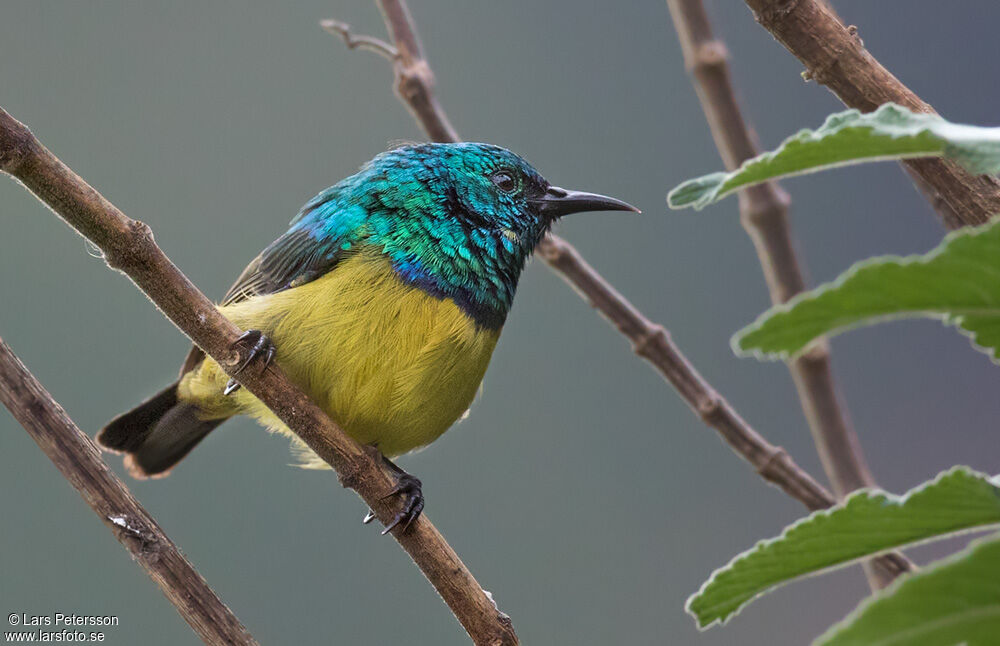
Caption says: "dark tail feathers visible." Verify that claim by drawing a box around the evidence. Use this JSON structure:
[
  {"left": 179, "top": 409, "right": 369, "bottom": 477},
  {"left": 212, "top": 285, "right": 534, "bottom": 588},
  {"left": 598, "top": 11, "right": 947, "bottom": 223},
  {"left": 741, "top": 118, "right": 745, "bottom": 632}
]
[{"left": 97, "top": 383, "right": 224, "bottom": 478}]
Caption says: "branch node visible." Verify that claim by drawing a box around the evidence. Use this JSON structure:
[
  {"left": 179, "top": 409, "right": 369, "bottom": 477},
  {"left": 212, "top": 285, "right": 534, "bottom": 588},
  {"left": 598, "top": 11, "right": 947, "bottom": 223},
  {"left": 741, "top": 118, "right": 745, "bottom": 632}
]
[
  {"left": 106, "top": 219, "right": 156, "bottom": 270},
  {"left": 756, "top": 446, "right": 789, "bottom": 481},
  {"left": 692, "top": 40, "right": 728, "bottom": 73},
  {"left": 396, "top": 59, "right": 437, "bottom": 99},
  {"left": 801, "top": 39, "right": 849, "bottom": 86},
  {"left": 632, "top": 325, "right": 670, "bottom": 359},
  {"left": 739, "top": 183, "right": 792, "bottom": 228},
  {"left": 846, "top": 24, "right": 864, "bottom": 47},
  {"left": 696, "top": 395, "right": 725, "bottom": 425}
]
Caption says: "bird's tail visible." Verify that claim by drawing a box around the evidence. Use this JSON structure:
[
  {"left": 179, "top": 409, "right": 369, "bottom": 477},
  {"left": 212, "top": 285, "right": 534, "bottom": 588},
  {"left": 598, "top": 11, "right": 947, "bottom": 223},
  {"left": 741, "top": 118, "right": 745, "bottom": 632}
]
[{"left": 97, "top": 382, "right": 224, "bottom": 478}]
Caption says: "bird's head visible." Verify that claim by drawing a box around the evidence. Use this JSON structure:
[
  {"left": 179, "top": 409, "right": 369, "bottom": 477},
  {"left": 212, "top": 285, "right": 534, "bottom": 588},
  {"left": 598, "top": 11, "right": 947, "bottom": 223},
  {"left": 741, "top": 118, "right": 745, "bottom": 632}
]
[
  {"left": 388, "top": 142, "right": 636, "bottom": 242},
  {"left": 303, "top": 142, "right": 637, "bottom": 328}
]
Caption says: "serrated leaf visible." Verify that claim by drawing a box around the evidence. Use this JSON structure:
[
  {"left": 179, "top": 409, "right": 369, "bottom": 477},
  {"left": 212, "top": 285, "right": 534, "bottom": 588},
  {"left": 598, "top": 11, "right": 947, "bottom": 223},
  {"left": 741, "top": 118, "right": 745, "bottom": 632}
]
[
  {"left": 667, "top": 103, "right": 1000, "bottom": 209},
  {"left": 687, "top": 467, "right": 1000, "bottom": 629},
  {"left": 732, "top": 218, "right": 1000, "bottom": 362},
  {"left": 816, "top": 534, "right": 1000, "bottom": 646}
]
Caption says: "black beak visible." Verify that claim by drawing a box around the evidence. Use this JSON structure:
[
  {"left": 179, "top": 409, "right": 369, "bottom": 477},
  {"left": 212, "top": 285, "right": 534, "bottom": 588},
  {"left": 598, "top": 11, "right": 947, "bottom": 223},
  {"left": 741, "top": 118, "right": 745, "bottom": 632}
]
[{"left": 531, "top": 186, "right": 639, "bottom": 218}]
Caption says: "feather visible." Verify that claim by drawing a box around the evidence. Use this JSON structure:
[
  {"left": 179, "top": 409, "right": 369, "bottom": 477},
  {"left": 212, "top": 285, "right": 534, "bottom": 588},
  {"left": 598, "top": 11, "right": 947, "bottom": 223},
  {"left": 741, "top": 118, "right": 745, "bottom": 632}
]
[
  {"left": 222, "top": 227, "right": 347, "bottom": 306},
  {"left": 177, "top": 247, "right": 500, "bottom": 463}
]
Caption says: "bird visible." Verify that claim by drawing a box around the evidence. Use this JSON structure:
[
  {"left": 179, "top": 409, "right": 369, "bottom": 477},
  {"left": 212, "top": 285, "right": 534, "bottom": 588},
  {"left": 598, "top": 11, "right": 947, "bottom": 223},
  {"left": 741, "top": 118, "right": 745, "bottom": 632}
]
[{"left": 97, "top": 142, "right": 637, "bottom": 532}]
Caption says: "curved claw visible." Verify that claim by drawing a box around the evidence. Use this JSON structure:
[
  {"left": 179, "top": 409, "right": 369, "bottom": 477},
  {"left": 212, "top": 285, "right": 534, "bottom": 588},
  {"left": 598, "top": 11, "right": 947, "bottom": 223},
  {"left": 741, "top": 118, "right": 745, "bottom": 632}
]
[
  {"left": 262, "top": 343, "right": 276, "bottom": 370},
  {"left": 231, "top": 329, "right": 276, "bottom": 376},
  {"left": 223, "top": 330, "right": 275, "bottom": 396},
  {"left": 223, "top": 378, "right": 241, "bottom": 396},
  {"left": 378, "top": 473, "right": 424, "bottom": 535}
]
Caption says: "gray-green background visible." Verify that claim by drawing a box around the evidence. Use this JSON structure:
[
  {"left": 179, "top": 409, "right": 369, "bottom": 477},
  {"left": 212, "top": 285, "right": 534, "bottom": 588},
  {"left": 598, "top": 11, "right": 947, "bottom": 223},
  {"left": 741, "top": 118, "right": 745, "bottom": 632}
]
[{"left": 2, "top": 2, "right": 998, "bottom": 644}]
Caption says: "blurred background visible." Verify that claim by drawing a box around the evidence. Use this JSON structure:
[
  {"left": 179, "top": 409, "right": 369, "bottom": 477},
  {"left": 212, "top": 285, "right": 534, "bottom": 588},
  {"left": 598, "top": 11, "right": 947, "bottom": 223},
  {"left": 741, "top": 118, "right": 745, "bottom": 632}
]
[{"left": 2, "top": 2, "right": 998, "bottom": 644}]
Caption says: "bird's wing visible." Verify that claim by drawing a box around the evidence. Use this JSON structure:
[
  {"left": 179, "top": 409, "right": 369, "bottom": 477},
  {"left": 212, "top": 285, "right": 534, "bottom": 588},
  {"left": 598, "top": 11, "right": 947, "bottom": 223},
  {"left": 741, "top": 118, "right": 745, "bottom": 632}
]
[
  {"left": 220, "top": 227, "right": 348, "bottom": 306},
  {"left": 179, "top": 198, "right": 358, "bottom": 375}
]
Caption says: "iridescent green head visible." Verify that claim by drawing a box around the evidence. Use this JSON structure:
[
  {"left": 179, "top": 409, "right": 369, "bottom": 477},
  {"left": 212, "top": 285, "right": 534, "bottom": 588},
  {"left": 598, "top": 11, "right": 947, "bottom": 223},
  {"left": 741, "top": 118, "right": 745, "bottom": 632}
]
[{"left": 291, "top": 143, "right": 637, "bottom": 328}]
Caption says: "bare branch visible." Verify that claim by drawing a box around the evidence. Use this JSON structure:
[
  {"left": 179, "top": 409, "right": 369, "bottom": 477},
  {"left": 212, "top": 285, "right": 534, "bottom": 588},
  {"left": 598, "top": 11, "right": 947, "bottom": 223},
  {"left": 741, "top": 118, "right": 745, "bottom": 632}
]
[
  {"left": 0, "top": 107, "right": 517, "bottom": 646},
  {"left": 374, "top": 0, "right": 460, "bottom": 142},
  {"left": 0, "top": 336, "right": 259, "bottom": 646},
  {"left": 666, "top": 0, "right": 911, "bottom": 590},
  {"left": 743, "top": 0, "right": 1000, "bottom": 230},
  {"left": 537, "top": 238, "right": 914, "bottom": 583},
  {"left": 326, "top": 0, "right": 912, "bottom": 583},
  {"left": 536, "top": 236, "right": 830, "bottom": 510}
]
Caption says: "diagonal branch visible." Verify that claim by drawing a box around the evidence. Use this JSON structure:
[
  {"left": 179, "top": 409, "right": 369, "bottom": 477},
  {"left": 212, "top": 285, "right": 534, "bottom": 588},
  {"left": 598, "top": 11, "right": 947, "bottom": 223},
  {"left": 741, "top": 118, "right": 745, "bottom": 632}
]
[
  {"left": 743, "top": 0, "right": 1000, "bottom": 230},
  {"left": 326, "top": 0, "right": 912, "bottom": 582},
  {"left": 0, "top": 108, "right": 517, "bottom": 646},
  {"left": 0, "top": 336, "right": 258, "bottom": 646},
  {"left": 666, "top": 0, "right": 908, "bottom": 590}
]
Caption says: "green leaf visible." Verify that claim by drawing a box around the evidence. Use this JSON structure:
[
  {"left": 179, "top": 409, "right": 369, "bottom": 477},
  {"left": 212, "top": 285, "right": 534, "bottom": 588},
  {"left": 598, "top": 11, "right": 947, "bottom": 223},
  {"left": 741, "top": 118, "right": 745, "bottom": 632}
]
[
  {"left": 667, "top": 103, "right": 1000, "bottom": 209},
  {"left": 816, "top": 534, "right": 1000, "bottom": 646},
  {"left": 687, "top": 467, "right": 1000, "bottom": 629},
  {"left": 732, "top": 218, "right": 1000, "bottom": 362}
]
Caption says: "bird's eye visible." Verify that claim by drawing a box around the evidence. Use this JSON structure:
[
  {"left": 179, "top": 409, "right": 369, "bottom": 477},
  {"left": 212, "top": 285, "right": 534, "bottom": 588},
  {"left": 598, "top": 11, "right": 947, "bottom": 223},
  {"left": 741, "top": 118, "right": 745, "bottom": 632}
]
[{"left": 490, "top": 170, "right": 518, "bottom": 193}]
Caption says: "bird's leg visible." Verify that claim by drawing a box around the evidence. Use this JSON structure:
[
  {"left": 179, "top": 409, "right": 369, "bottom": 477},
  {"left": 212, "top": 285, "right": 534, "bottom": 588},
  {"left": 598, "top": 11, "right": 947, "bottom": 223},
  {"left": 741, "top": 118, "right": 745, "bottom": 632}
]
[
  {"left": 362, "top": 455, "right": 425, "bottom": 535},
  {"left": 223, "top": 330, "right": 277, "bottom": 396}
]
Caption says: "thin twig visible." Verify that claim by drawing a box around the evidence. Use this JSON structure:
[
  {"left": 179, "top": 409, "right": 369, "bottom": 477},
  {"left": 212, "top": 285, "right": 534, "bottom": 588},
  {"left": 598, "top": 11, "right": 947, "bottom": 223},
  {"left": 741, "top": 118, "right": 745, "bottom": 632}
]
[
  {"left": 0, "top": 108, "right": 517, "bottom": 646},
  {"left": 743, "top": 0, "right": 1000, "bottom": 230},
  {"left": 321, "top": 20, "right": 398, "bottom": 60},
  {"left": 666, "top": 0, "right": 910, "bottom": 590},
  {"left": 538, "top": 238, "right": 912, "bottom": 583},
  {"left": 326, "top": 1, "right": 912, "bottom": 582},
  {"left": 0, "top": 336, "right": 258, "bottom": 646}
]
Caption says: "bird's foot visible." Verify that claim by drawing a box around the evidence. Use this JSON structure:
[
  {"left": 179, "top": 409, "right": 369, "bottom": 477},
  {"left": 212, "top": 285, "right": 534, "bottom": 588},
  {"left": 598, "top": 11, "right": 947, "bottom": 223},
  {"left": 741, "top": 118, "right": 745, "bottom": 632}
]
[
  {"left": 362, "top": 456, "right": 424, "bottom": 535},
  {"left": 379, "top": 473, "right": 424, "bottom": 535},
  {"left": 223, "top": 329, "right": 276, "bottom": 396},
  {"left": 232, "top": 329, "right": 277, "bottom": 373}
]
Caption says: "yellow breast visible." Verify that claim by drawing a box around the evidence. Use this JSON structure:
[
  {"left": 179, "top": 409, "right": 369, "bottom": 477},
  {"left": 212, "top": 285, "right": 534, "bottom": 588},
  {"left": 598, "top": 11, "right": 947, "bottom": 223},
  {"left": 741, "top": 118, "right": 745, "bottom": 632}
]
[{"left": 178, "top": 247, "right": 501, "bottom": 461}]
